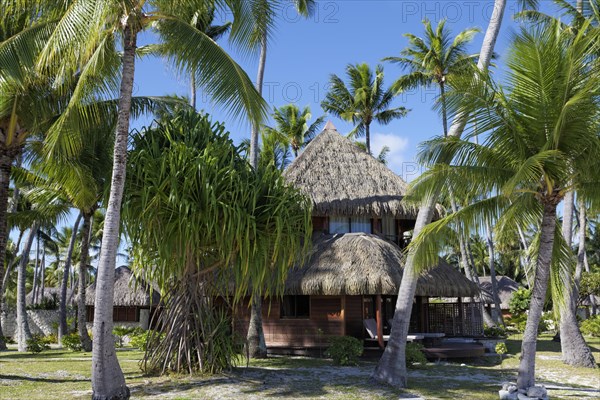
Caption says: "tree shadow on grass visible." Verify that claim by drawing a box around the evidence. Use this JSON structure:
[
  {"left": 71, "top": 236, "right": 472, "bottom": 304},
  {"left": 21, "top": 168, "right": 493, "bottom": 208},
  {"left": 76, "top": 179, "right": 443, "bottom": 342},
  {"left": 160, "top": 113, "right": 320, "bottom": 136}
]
[{"left": 0, "top": 374, "right": 88, "bottom": 384}]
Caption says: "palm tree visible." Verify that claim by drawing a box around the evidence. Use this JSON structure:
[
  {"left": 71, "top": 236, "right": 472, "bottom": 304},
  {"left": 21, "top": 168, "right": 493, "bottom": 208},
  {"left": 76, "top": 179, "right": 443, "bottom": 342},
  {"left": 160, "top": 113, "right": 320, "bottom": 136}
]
[
  {"left": 246, "top": 0, "right": 317, "bottom": 359},
  {"left": 519, "top": 0, "right": 598, "bottom": 369},
  {"left": 408, "top": 20, "right": 600, "bottom": 390},
  {"left": 321, "top": 63, "right": 407, "bottom": 154},
  {"left": 42, "top": 2, "right": 266, "bottom": 396},
  {"left": 373, "top": 0, "right": 518, "bottom": 387},
  {"left": 384, "top": 19, "right": 479, "bottom": 136},
  {"left": 263, "top": 104, "right": 325, "bottom": 157},
  {"left": 186, "top": 5, "right": 232, "bottom": 108}
]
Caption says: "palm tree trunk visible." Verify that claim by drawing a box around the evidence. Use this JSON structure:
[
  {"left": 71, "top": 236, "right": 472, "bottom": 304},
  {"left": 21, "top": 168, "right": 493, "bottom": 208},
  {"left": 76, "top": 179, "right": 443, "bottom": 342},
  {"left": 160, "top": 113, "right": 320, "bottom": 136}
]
[
  {"left": 440, "top": 81, "right": 448, "bottom": 137},
  {"left": 447, "top": 0, "right": 506, "bottom": 138},
  {"left": 560, "top": 195, "right": 596, "bottom": 368},
  {"left": 59, "top": 212, "right": 82, "bottom": 345},
  {"left": 32, "top": 232, "right": 40, "bottom": 304},
  {"left": 365, "top": 122, "right": 371, "bottom": 155},
  {"left": 2, "top": 229, "right": 23, "bottom": 305},
  {"left": 90, "top": 22, "right": 136, "bottom": 400},
  {"left": 249, "top": 33, "right": 267, "bottom": 169},
  {"left": 372, "top": 194, "right": 438, "bottom": 388},
  {"left": 485, "top": 220, "right": 504, "bottom": 326},
  {"left": 78, "top": 211, "right": 93, "bottom": 351},
  {"left": 17, "top": 222, "right": 38, "bottom": 351},
  {"left": 517, "top": 225, "right": 533, "bottom": 288},
  {"left": 190, "top": 73, "right": 196, "bottom": 109},
  {"left": 0, "top": 153, "right": 14, "bottom": 351},
  {"left": 374, "top": 1, "right": 507, "bottom": 385},
  {"left": 517, "top": 199, "right": 558, "bottom": 390},
  {"left": 40, "top": 248, "right": 45, "bottom": 303},
  {"left": 246, "top": 31, "right": 268, "bottom": 359}
]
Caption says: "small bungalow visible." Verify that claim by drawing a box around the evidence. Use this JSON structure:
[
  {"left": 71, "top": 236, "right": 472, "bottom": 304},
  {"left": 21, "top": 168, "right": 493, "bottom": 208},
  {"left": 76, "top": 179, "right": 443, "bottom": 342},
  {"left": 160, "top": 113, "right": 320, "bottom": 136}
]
[
  {"left": 480, "top": 276, "right": 519, "bottom": 317},
  {"left": 26, "top": 287, "right": 73, "bottom": 308},
  {"left": 235, "top": 123, "right": 484, "bottom": 352},
  {"left": 85, "top": 266, "right": 160, "bottom": 329}
]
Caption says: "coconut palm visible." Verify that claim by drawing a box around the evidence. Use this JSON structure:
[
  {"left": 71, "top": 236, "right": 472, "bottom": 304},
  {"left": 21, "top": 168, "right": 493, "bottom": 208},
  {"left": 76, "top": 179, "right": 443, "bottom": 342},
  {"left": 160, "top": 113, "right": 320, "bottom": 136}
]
[
  {"left": 373, "top": 0, "right": 522, "bottom": 387},
  {"left": 384, "top": 19, "right": 479, "bottom": 136},
  {"left": 321, "top": 63, "right": 407, "bottom": 155},
  {"left": 407, "top": 20, "right": 600, "bottom": 389},
  {"left": 263, "top": 104, "right": 325, "bottom": 157},
  {"left": 41, "top": 1, "right": 267, "bottom": 396}
]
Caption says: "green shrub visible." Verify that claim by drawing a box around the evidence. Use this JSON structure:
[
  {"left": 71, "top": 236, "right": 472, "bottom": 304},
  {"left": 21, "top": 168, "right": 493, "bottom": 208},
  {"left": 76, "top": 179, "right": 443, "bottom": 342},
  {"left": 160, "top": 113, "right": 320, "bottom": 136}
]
[
  {"left": 484, "top": 325, "right": 507, "bottom": 338},
  {"left": 325, "top": 336, "right": 363, "bottom": 366},
  {"left": 129, "top": 330, "right": 151, "bottom": 351},
  {"left": 1, "top": 336, "right": 16, "bottom": 344},
  {"left": 62, "top": 333, "right": 83, "bottom": 351},
  {"left": 113, "top": 326, "right": 144, "bottom": 347},
  {"left": 26, "top": 334, "right": 50, "bottom": 353},
  {"left": 41, "top": 333, "right": 57, "bottom": 344},
  {"left": 509, "top": 288, "right": 531, "bottom": 315},
  {"left": 580, "top": 316, "right": 600, "bottom": 337},
  {"left": 506, "top": 313, "right": 550, "bottom": 334},
  {"left": 495, "top": 342, "right": 508, "bottom": 355},
  {"left": 405, "top": 342, "right": 427, "bottom": 368}
]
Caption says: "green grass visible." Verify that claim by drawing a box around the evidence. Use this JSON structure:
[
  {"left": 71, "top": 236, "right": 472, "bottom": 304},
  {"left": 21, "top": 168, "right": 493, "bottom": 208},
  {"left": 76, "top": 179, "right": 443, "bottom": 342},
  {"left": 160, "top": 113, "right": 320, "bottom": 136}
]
[{"left": 0, "top": 335, "right": 599, "bottom": 399}]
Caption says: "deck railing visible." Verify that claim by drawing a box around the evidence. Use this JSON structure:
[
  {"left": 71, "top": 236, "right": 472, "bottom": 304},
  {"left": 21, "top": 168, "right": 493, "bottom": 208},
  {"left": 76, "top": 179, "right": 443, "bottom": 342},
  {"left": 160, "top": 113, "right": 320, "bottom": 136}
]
[{"left": 425, "top": 302, "right": 484, "bottom": 337}]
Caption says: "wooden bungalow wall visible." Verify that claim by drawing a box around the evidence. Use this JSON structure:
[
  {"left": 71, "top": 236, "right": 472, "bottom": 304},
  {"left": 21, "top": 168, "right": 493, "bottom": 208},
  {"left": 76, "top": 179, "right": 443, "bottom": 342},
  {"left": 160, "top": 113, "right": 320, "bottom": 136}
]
[{"left": 236, "top": 296, "right": 365, "bottom": 347}]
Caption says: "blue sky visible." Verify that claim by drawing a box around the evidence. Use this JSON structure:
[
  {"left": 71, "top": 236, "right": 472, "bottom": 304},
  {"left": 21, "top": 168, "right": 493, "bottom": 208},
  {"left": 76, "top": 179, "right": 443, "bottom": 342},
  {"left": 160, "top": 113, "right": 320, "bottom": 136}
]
[{"left": 132, "top": 0, "right": 559, "bottom": 181}]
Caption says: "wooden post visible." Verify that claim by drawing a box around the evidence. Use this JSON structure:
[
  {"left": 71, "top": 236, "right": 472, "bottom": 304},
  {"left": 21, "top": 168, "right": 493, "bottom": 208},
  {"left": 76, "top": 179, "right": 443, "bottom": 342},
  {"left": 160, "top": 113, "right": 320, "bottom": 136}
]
[
  {"left": 341, "top": 295, "right": 346, "bottom": 336},
  {"left": 376, "top": 294, "right": 384, "bottom": 348},
  {"left": 457, "top": 297, "right": 464, "bottom": 336}
]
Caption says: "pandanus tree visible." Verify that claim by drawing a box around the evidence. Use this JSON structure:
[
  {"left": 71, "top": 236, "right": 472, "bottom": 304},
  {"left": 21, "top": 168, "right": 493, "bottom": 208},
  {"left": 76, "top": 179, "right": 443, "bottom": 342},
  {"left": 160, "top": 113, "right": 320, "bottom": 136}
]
[
  {"left": 321, "top": 63, "right": 407, "bottom": 155},
  {"left": 122, "top": 109, "right": 311, "bottom": 374},
  {"left": 405, "top": 21, "right": 600, "bottom": 390},
  {"left": 41, "top": 1, "right": 266, "bottom": 397}
]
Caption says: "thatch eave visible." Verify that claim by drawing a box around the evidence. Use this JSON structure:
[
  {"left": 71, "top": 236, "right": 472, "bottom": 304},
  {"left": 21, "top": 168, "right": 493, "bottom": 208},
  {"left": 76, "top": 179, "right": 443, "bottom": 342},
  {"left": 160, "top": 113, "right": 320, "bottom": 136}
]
[{"left": 84, "top": 266, "right": 160, "bottom": 307}]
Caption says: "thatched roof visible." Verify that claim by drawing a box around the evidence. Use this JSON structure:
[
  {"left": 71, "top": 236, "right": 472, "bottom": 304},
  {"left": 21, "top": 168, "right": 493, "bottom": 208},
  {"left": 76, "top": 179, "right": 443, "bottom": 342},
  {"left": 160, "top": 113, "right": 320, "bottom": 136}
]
[
  {"left": 285, "top": 233, "right": 480, "bottom": 297},
  {"left": 85, "top": 266, "right": 160, "bottom": 307},
  {"left": 26, "top": 287, "right": 73, "bottom": 306},
  {"left": 479, "top": 276, "right": 519, "bottom": 309},
  {"left": 283, "top": 123, "right": 414, "bottom": 218}
]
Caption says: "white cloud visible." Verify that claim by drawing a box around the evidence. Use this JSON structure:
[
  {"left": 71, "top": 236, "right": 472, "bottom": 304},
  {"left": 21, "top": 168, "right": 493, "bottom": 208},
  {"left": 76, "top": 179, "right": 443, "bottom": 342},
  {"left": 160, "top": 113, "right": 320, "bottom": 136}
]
[{"left": 371, "top": 132, "right": 410, "bottom": 175}]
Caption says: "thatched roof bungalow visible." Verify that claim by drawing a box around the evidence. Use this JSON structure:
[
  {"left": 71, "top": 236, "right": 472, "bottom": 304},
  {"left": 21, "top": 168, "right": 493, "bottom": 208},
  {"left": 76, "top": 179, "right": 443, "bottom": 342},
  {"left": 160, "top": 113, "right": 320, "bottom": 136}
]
[
  {"left": 85, "top": 266, "right": 160, "bottom": 328},
  {"left": 235, "top": 124, "right": 485, "bottom": 352},
  {"left": 283, "top": 121, "right": 414, "bottom": 219},
  {"left": 26, "top": 287, "right": 73, "bottom": 307},
  {"left": 479, "top": 276, "right": 519, "bottom": 311}
]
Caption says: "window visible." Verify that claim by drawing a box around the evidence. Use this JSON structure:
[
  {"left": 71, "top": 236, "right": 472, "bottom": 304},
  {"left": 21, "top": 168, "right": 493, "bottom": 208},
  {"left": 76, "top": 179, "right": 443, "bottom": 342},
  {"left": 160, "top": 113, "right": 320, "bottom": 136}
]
[
  {"left": 329, "top": 217, "right": 350, "bottom": 234},
  {"left": 382, "top": 217, "right": 396, "bottom": 242},
  {"left": 329, "top": 216, "right": 372, "bottom": 234},
  {"left": 352, "top": 216, "right": 372, "bottom": 234},
  {"left": 280, "top": 295, "right": 310, "bottom": 318},
  {"left": 113, "top": 306, "right": 138, "bottom": 322}
]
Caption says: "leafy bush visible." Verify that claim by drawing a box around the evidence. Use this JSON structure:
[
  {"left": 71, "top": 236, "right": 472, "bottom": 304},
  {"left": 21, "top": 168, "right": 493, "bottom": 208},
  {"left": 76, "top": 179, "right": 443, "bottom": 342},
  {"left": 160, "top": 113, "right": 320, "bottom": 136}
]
[
  {"left": 41, "top": 334, "right": 57, "bottom": 344},
  {"left": 1, "top": 336, "right": 16, "bottom": 344},
  {"left": 509, "top": 288, "right": 531, "bottom": 315},
  {"left": 62, "top": 333, "right": 83, "bottom": 351},
  {"left": 406, "top": 342, "right": 427, "bottom": 368},
  {"left": 27, "top": 334, "right": 50, "bottom": 353},
  {"left": 484, "top": 325, "right": 507, "bottom": 338},
  {"left": 325, "top": 336, "right": 363, "bottom": 366},
  {"left": 130, "top": 330, "right": 151, "bottom": 351},
  {"left": 580, "top": 316, "right": 600, "bottom": 337},
  {"left": 113, "top": 326, "right": 143, "bottom": 347},
  {"left": 506, "top": 313, "right": 550, "bottom": 334},
  {"left": 495, "top": 342, "right": 508, "bottom": 355}
]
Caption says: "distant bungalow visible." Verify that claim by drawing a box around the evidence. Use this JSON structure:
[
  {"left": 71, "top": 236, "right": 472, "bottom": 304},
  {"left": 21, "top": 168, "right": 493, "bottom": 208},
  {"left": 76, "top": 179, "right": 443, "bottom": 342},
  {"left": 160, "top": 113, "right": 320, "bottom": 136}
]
[
  {"left": 235, "top": 123, "right": 484, "bottom": 354},
  {"left": 85, "top": 266, "right": 160, "bottom": 329}
]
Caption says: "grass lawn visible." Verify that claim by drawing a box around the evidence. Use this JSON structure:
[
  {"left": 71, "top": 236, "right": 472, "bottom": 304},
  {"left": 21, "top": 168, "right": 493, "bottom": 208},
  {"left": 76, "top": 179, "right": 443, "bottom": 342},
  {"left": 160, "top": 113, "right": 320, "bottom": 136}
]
[{"left": 0, "top": 335, "right": 598, "bottom": 399}]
